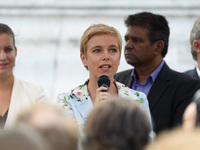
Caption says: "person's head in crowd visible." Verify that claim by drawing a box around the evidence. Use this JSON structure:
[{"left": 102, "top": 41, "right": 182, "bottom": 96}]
[
  {"left": 80, "top": 23, "right": 122, "bottom": 74},
  {"left": 124, "top": 12, "right": 169, "bottom": 68},
  {"left": 79, "top": 24, "right": 122, "bottom": 104},
  {"left": 0, "top": 23, "right": 17, "bottom": 77},
  {"left": 190, "top": 17, "right": 200, "bottom": 62},
  {"left": 0, "top": 128, "right": 48, "bottom": 150},
  {"left": 82, "top": 98, "right": 151, "bottom": 150},
  {"left": 183, "top": 89, "right": 200, "bottom": 131},
  {"left": 145, "top": 128, "right": 200, "bottom": 150},
  {"left": 14, "top": 102, "right": 78, "bottom": 150}
]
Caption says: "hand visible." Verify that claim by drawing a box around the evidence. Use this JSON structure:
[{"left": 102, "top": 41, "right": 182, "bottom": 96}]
[
  {"left": 182, "top": 102, "right": 197, "bottom": 132},
  {"left": 95, "top": 86, "right": 110, "bottom": 105}
]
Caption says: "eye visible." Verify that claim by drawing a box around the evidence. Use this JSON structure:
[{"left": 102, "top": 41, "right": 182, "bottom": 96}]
[
  {"left": 110, "top": 48, "right": 117, "bottom": 53},
  {"left": 5, "top": 48, "right": 12, "bottom": 53},
  {"left": 133, "top": 38, "right": 141, "bottom": 43},
  {"left": 124, "top": 37, "right": 128, "bottom": 42},
  {"left": 93, "top": 49, "right": 101, "bottom": 53}
]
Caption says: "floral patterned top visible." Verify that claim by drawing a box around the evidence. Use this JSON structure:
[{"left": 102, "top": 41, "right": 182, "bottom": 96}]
[{"left": 57, "top": 80, "right": 152, "bottom": 131}]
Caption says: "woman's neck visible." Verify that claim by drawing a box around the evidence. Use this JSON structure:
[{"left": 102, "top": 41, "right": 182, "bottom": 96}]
[{"left": 0, "top": 74, "right": 14, "bottom": 89}]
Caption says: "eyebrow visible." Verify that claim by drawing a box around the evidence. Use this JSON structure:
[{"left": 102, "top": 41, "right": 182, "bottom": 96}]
[
  {"left": 109, "top": 44, "right": 118, "bottom": 47},
  {"left": 91, "top": 44, "right": 118, "bottom": 49},
  {"left": 4, "top": 45, "right": 13, "bottom": 48},
  {"left": 90, "top": 45, "right": 101, "bottom": 49}
]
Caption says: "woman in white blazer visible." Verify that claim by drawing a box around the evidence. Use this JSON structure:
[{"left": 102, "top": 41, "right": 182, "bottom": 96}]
[{"left": 0, "top": 23, "right": 48, "bottom": 128}]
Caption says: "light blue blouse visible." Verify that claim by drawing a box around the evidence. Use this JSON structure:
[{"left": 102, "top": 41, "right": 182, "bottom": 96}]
[{"left": 57, "top": 80, "right": 153, "bottom": 134}]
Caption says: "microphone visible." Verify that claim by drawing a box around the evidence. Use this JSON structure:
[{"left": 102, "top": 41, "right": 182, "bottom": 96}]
[{"left": 97, "top": 75, "right": 110, "bottom": 92}]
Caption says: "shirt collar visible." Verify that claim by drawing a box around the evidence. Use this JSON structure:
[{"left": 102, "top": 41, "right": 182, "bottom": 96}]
[
  {"left": 71, "top": 80, "right": 145, "bottom": 104},
  {"left": 131, "top": 60, "right": 165, "bottom": 83},
  {"left": 195, "top": 66, "right": 200, "bottom": 78}
]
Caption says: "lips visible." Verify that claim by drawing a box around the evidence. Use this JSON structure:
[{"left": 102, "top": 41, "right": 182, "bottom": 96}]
[
  {"left": 100, "top": 66, "right": 111, "bottom": 69},
  {"left": 99, "top": 64, "right": 111, "bottom": 68},
  {"left": 0, "top": 63, "right": 9, "bottom": 67},
  {"left": 99, "top": 64, "right": 111, "bottom": 71}
]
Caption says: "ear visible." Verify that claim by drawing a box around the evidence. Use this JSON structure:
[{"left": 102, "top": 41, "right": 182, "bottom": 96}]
[
  {"left": 154, "top": 40, "right": 164, "bottom": 55},
  {"left": 193, "top": 40, "right": 200, "bottom": 53},
  {"left": 80, "top": 53, "right": 87, "bottom": 67}
]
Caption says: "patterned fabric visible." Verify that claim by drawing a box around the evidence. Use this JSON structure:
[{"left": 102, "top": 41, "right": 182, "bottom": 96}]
[{"left": 57, "top": 80, "right": 152, "bottom": 130}]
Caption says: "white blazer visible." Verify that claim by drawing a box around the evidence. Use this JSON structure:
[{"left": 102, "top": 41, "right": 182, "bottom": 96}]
[{"left": 4, "top": 77, "right": 48, "bottom": 128}]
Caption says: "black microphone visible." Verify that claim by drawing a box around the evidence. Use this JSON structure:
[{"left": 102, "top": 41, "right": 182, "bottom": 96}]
[{"left": 97, "top": 75, "right": 110, "bottom": 92}]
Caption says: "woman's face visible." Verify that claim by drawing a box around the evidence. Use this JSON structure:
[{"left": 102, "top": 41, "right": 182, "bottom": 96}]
[
  {"left": 81, "top": 34, "right": 120, "bottom": 80},
  {"left": 0, "top": 33, "right": 17, "bottom": 77}
]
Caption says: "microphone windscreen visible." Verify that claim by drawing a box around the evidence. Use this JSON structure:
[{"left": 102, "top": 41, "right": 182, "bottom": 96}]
[{"left": 97, "top": 75, "right": 110, "bottom": 88}]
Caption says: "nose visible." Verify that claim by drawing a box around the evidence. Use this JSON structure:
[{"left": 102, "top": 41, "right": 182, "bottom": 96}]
[
  {"left": 0, "top": 50, "right": 6, "bottom": 60},
  {"left": 102, "top": 50, "right": 109, "bottom": 61},
  {"left": 125, "top": 39, "right": 132, "bottom": 49},
  {"left": 125, "top": 40, "right": 133, "bottom": 53}
]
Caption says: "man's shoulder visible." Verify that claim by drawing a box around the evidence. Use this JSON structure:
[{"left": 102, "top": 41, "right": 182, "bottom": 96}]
[
  {"left": 184, "top": 69, "right": 195, "bottom": 74},
  {"left": 14, "top": 78, "right": 44, "bottom": 93},
  {"left": 152, "top": 64, "right": 199, "bottom": 88},
  {"left": 161, "top": 66, "right": 200, "bottom": 86},
  {"left": 171, "top": 68, "right": 195, "bottom": 79},
  {"left": 114, "top": 69, "right": 133, "bottom": 78},
  {"left": 184, "top": 68, "right": 197, "bottom": 77}
]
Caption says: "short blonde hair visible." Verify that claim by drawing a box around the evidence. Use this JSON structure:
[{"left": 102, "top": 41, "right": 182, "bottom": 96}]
[{"left": 80, "top": 24, "right": 122, "bottom": 57}]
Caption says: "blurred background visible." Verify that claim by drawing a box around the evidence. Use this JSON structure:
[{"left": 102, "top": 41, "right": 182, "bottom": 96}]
[{"left": 0, "top": 0, "right": 199, "bottom": 100}]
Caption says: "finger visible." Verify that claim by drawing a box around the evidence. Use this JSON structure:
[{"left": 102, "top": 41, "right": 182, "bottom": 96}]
[
  {"left": 96, "top": 94, "right": 111, "bottom": 104},
  {"left": 96, "top": 86, "right": 108, "bottom": 93}
]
